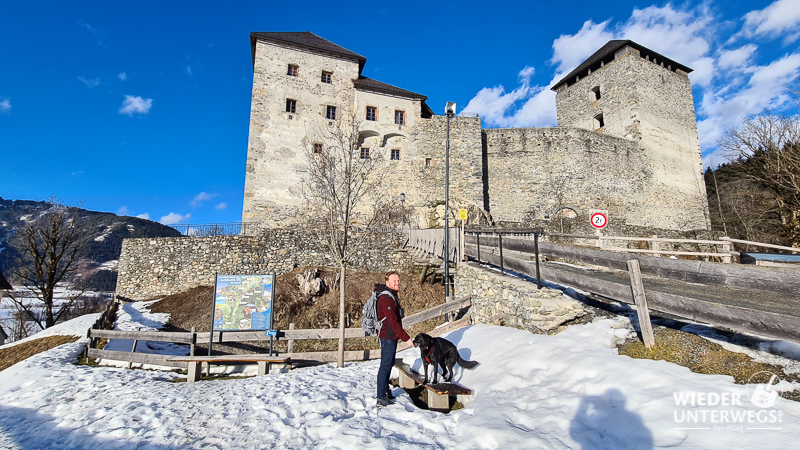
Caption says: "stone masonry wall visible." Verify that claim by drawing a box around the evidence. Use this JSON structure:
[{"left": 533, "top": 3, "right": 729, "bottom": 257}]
[
  {"left": 483, "top": 127, "right": 647, "bottom": 226},
  {"left": 116, "top": 229, "right": 408, "bottom": 301},
  {"left": 454, "top": 262, "right": 588, "bottom": 334}
]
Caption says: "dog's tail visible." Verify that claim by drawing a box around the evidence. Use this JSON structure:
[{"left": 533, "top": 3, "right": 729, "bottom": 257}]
[{"left": 458, "top": 356, "right": 479, "bottom": 370}]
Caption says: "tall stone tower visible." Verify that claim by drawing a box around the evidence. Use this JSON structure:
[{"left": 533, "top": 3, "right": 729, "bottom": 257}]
[{"left": 552, "top": 40, "right": 709, "bottom": 230}]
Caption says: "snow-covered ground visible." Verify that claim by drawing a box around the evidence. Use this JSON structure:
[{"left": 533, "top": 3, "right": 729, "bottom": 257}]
[{"left": 1, "top": 303, "right": 800, "bottom": 448}]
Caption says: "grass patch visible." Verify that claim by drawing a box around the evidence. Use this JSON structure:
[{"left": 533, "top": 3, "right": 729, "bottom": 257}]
[
  {"left": 619, "top": 327, "right": 800, "bottom": 401},
  {"left": 0, "top": 335, "right": 80, "bottom": 372}
]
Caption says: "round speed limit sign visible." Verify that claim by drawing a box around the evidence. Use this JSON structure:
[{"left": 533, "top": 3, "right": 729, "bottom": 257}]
[{"left": 590, "top": 212, "right": 608, "bottom": 229}]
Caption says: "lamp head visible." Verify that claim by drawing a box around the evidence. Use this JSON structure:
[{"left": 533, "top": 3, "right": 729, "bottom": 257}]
[{"left": 445, "top": 102, "right": 456, "bottom": 117}]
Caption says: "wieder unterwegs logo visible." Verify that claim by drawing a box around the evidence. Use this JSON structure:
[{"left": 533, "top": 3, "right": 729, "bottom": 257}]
[{"left": 673, "top": 371, "right": 786, "bottom": 431}]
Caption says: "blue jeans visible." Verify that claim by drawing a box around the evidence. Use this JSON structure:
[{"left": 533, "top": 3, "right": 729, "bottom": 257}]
[{"left": 377, "top": 338, "right": 398, "bottom": 399}]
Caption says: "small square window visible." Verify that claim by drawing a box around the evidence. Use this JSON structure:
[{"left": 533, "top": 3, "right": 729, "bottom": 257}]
[
  {"left": 287, "top": 65, "right": 299, "bottom": 77},
  {"left": 366, "top": 106, "right": 377, "bottom": 121},
  {"left": 326, "top": 105, "right": 337, "bottom": 120},
  {"left": 313, "top": 143, "right": 323, "bottom": 154},
  {"left": 395, "top": 110, "right": 405, "bottom": 125},
  {"left": 286, "top": 99, "right": 296, "bottom": 113},
  {"left": 360, "top": 147, "right": 370, "bottom": 159},
  {"left": 591, "top": 86, "right": 601, "bottom": 100},
  {"left": 321, "top": 71, "right": 332, "bottom": 83},
  {"left": 594, "top": 113, "right": 605, "bottom": 129},
  {"left": 425, "top": 158, "right": 432, "bottom": 166},
  {"left": 391, "top": 149, "right": 400, "bottom": 160}
]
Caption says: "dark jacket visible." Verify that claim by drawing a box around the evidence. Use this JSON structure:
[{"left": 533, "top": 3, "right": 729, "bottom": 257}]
[{"left": 374, "top": 283, "right": 409, "bottom": 342}]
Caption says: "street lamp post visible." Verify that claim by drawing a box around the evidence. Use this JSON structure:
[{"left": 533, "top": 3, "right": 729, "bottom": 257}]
[{"left": 444, "top": 102, "right": 456, "bottom": 305}]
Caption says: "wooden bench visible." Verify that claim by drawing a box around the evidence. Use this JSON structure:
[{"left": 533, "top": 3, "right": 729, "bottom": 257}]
[
  {"left": 394, "top": 358, "right": 472, "bottom": 412},
  {"left": 166, "top": 355, "right": 290, "bottom": 383}
]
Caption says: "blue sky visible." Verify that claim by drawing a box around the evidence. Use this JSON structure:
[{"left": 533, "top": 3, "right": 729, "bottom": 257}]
[{"left": 2, "top": 0, "right": 799, "bottom": 226}]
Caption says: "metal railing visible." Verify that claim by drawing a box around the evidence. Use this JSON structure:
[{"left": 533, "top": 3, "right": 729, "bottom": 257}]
[{"left": 170, "top": 222, "right": 261, "bottom": 237}]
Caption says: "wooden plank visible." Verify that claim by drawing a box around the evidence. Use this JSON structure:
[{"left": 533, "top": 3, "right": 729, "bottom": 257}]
[
  {"left": 393, "top": 359, "right": 472, "bottom": 395},
  {"left": 722, "top": 237, "right": 800, "bottom": 253},
  {"left": 87, "top": 348, "right": 187, "bottom": 368},
  {"left": 428, "top": 316, "right": 472, "bottom": 338},
  {"left": 627, "top": 260, "right": 655, "bottom": 349},
  {"left": 281, "top": 328, "right": 367, "bottom": 340},
  {"left": 465, "top": 238, "right": 800, "bottom": 297},
  {"left": 283, "top": 349, "right": 381, "bottom": 362},
  {"left": 166, "top": 355, "right": 288, "bottom": 363},
  {"left": 403, "top": 297, "right": 471, "bottom": 327},
  {"left": 88, "top": 329, "right": 194, "bottom": 344}
]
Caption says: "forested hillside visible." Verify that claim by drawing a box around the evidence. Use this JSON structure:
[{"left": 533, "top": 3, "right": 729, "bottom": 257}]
[{"left": 0, "top": 197, "right": 182, "bottom": 290}]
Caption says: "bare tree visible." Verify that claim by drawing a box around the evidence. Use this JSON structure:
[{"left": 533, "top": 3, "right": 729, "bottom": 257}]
[
  {"left": 301, "top": 111, "right": 387, "bottom": 367},
  {"left": 719, "top": 114, "right": 800, "bottom": 246},
  {"left": 8, "top": 197, "right": 89, "bottom": 329}
]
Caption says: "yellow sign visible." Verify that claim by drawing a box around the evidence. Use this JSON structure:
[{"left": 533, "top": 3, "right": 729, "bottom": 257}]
[{"left": 458, "top": 209, "right": 468, "bottom": 220}]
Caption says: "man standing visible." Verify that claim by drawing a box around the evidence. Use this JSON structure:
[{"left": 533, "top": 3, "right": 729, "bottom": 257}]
[{"left": 375, "top": 270, "right": 413, "bottom": 407}]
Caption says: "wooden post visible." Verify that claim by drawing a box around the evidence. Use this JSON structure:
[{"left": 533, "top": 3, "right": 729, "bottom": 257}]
[
  {"left": 190, "top": 327, "right": 196, "bottom": 357},
  {"left": 651, "top": 235, "right": 661, "bottom": 258},
  {"left": 720, "top": 237, "right": 732, "bottom": 264},
  {"left": 127, "top": 339, "right": 138, "bottom": 369},
  {"left": 626, "top": 259, "right": 655, "bottom": 349},
  {"left": 287, "top": 323, "right": 295, "bottom": 355}
]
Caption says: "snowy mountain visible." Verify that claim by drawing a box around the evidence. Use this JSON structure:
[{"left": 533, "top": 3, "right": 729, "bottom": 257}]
[{"left": 0, "top": 197, "right": 182, "bottom": 290}]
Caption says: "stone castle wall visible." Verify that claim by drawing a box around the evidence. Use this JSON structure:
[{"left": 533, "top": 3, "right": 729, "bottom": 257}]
[
  {"left": 482, "top": 127, "right": 647, "bottom": 225},
  {"left": 116, "top": 229, "right": 408, "bottom": 301}
]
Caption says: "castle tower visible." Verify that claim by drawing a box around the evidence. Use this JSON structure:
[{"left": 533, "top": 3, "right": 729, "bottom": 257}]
[{"left": 552, "top": 40, "right": 709, "bottom": 230}]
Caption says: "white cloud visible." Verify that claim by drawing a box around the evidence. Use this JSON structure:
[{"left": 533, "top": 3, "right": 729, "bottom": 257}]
[
  {"left": 215, "top": 202, "right": 227, "bottom": 210},
  {"left": 551, "top": 20, "right": 614, "bottom": 75},
  {"left": 718, "top": 44, "right": 758, "bottom": 70},
  {"left": 697, "top": 52, "right": 800, "bottom": 150},
  {"left": 117, "top": 206, "right": 129, "bottom": 215},
  {"left": 118, "top": 72, "right": 127, "bottom": 81},
  {"left": 78, "top": 76, "right": 100, "bottom": 88},
  {"left": 160, "top": 212, "right": 191, "bottom": 225},
  {"left": 136, "top": 213, "right": 150, "bottom": 220},
  {"left": 0, "top": 98, "right": 10, "bottom": 113},
  {"left": 742, "top": 0, "right": 800, "bottom": 43},
  {"left": 119, "top": 95, "right": 153, "bottom": 116},
  {"left": 191, "top": 191, "right": 217, "bottom": 207}
]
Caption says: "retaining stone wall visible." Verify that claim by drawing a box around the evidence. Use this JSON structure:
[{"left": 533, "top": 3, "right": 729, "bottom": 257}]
[
  {"left": 454, "top": 262, "right": 588, "bottom": 334},
  {"left": 116, "top": 229, "right": 408, "bottom": 301}
]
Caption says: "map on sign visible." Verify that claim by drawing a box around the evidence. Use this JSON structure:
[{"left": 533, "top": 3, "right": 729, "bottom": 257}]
[{"left": 213, "top": 275, "right": 275, "bottom": 331}]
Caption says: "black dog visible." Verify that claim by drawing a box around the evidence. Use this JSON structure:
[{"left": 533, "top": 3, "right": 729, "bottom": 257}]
[{"left": 413, "top": 333, "right": 479, "bottom": 384}]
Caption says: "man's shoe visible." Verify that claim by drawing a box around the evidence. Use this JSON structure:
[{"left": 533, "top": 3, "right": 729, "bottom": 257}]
[
  {"left": 386, "top": 390, "right": 396, "bottom": 400},
  {"left": 376, "top": 397, "right": 392, "bottom": 407}
]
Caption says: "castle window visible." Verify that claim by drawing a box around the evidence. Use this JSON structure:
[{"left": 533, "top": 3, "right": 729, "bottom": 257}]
[
  {"left": 326, "top": 105, "right": 337, "bottom": 120},
  {"left": 360, "top": 147, "right": 370, "bottom": 159},
  {"left": 313, "top": 143, "right": 323, "bottom": 154},
  {"left": 321, "top": 71, "right": 332, "bottom": 83},
  {"left": 366, "top": 106, "right": 377, "bottom": 121},
  {"left": 591, "top": 86, "right": 601, "bottom": 101},
  {"left": 391, "top": 149, "right": 400, "bottom": 160},
  {"left": 286, "top": 99, "right": 297, "bottom": 113},
  {"left": 594, "top": 113, "right": 605, "bottom": 130},
  {"left": 425, "top": 158, "right": 432, "bottom": 166},
  {"left": 287, "top": 65, "right": 299, "bottom": 77},
  {"left": 395, "top": 110, "right": 405, "bottom": 125}
]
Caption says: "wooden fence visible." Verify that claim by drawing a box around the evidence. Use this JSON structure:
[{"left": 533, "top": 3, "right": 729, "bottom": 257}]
[
  {"left": 461, "top": 228, "right": 800, "bottom": 263},
  {"left": 85, "top": 297, "right": 472, "bottom": 368},
  {"left": 463, "top": 233, "right": 800, "bottom": 344}
]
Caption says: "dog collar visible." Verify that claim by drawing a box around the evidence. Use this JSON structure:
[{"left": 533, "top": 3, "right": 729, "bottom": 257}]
[{"left": 424, "top": 346, "right": 434, "bottom": 363}]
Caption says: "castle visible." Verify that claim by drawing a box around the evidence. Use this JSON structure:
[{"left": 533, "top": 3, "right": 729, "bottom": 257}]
[{"left": 242, "top": 32, "right": 709, "bottom": 233}]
